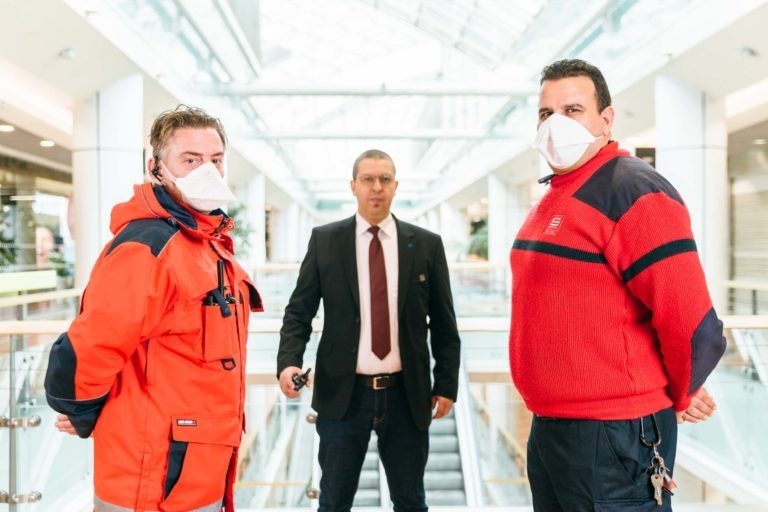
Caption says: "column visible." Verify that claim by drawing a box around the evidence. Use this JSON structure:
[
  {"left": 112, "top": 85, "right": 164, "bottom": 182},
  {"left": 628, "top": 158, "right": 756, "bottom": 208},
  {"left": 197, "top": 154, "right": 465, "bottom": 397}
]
[
  {"left": 655, "top": 76, "right": 728, "bottom": 311},
  {"left": 439, "top": 202, "right": 466, "bottom": 263},
  {"left": 72, "top": 74, "right": 143, "bottom": 287},
  {"left": 487, "top": 173, "right": 508, "bottom": 266},
  {"left": 270, "top": 202, "right": 300, "bottom": 263},
  {"left": 284, "top": 202, "right": 300, "bottom": 262},
  {"left": 297, "top": 209, "right": 312, "bottom": 258},
  {"left": 425, "top": 209, "right": 440, "bottom": 233},
  {"left": 240, "top": 173, "right": 267, "bottom": 270}
]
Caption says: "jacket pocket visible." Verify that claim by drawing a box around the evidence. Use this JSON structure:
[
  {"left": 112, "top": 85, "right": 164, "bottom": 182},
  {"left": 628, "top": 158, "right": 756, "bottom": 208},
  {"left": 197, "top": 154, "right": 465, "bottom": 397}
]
[
  {"left": 202, "top": 305, "right": 237, "bottom": 361},
  {"left": 160, "top": 414, "right": 241, "bottom": 509}
]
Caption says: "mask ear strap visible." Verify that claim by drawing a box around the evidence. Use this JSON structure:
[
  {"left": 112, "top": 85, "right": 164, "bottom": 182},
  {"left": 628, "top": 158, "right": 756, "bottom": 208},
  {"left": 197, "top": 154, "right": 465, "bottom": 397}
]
[{"left": 151, "top": 157, "right": 162, "bottom": 181}]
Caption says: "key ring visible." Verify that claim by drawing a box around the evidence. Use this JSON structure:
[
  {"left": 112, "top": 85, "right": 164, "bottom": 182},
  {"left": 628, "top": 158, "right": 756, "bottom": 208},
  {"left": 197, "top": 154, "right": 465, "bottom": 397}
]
[{"left": 639, "top": 413, "right": 662, "bottom": 448}]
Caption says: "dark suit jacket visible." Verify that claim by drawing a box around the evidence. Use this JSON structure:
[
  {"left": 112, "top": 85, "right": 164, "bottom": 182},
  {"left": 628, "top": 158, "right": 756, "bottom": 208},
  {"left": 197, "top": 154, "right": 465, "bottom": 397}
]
[{"left": 277, "top": 215, "right": 461, "bottom": 430}]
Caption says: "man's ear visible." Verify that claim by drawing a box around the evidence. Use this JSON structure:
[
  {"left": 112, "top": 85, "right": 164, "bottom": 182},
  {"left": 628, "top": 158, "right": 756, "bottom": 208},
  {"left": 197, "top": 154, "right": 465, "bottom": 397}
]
[{"left": 601, "top": 105, "right": 615, "bottom": 136}]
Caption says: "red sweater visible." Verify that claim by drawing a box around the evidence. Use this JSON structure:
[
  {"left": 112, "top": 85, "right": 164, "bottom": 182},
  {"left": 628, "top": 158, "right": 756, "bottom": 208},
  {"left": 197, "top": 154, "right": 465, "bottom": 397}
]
[{"left": 509, "top": 142, "right": 726, "bottom": 420}]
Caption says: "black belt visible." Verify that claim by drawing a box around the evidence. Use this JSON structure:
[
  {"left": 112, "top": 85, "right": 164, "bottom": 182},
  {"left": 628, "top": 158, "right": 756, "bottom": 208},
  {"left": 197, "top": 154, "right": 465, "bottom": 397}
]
[
  {"left": 534, "top": 415, "right": 566, "bottom": 421},
  {"left": 356, "top": 372, "right": 401, "bottom": 390}
]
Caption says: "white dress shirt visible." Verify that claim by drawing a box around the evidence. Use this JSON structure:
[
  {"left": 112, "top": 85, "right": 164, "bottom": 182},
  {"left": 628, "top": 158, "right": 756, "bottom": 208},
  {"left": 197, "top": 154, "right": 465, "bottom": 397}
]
[{"left": 355, "top": 213, "right": 401, "bottom": 374}]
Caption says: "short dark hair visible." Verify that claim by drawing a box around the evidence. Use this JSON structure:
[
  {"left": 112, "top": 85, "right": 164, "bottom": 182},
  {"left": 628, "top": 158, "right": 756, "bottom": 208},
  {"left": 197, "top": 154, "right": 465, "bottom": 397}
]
[
  {"left": 540, "top": 59, "right": 612, "bottom": 112},
  {"left": 149, "top": 104, "right": 227, "bottom": 159},
  {"left": 352, "top": 149, "right": 396, "bottom": 179}
]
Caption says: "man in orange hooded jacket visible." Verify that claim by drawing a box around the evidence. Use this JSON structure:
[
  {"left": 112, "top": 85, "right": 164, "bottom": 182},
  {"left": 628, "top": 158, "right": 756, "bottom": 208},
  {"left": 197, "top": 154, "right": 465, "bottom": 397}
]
[{"left": 45, "top": 105, "right": 262, "bottom": 511}]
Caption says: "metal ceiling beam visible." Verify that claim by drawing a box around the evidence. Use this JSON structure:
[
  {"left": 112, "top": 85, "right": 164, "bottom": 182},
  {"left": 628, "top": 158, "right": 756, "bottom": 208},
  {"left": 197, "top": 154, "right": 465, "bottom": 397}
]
[
  {"left": 209, "top": 83, "right": 537, "bottom": 97},
  {"left": 239, "top": 130, "right": 517, "bottom": 140}
]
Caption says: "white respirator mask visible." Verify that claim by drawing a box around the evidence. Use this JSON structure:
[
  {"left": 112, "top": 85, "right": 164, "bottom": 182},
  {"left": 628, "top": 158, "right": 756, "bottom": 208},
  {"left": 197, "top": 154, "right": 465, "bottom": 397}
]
[
  {"left": 161, "top": 161, "right": 236, "bottom": 212},
  {"left": 534, "top": 113, "right": 597, "bottom": 170}
]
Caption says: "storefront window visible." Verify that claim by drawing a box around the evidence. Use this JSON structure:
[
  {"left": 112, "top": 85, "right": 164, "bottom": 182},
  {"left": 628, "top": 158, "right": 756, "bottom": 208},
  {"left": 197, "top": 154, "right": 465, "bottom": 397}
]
[{"left": 0, "top": 158, "right": 73, "bottom": 288}]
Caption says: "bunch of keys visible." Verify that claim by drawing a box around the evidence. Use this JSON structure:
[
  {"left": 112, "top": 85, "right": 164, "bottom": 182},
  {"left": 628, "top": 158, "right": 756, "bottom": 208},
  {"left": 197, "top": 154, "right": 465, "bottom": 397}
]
[
  {"left": 292, "top": 368, "right": 312, "bottom": 391},
  {"left": 641, "top": 414, "right": 676, "bottom": 506},
  {"left": 647, "top": 451, "right": 675, "bottom": 505}
]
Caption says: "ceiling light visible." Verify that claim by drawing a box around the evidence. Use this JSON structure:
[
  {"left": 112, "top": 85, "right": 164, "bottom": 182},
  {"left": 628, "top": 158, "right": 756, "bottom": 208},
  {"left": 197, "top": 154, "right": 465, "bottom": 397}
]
[
  {"left": 40, "top": 140, "right": 55, "bottom": 147},
  {"left": 753, "top": 138, "right": 767, "bottom": 145},
  {"left": 58, "top": 47, "right": 76, "bottom": 60},
  {"left": 739, "top": 46, "right": 758, "bottom": 58},
  {"left": 0, "top": 124, "right": 14, "bottom": 132}
]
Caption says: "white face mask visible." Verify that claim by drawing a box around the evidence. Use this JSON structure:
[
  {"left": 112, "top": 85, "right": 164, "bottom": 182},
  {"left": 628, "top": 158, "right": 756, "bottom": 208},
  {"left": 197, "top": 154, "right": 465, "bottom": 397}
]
[
  {"left": 161, "top": 161, "right": 236, "bottom": 212},
  {"left": 534, "top": 113, "right": 598, "bottom": 170}
]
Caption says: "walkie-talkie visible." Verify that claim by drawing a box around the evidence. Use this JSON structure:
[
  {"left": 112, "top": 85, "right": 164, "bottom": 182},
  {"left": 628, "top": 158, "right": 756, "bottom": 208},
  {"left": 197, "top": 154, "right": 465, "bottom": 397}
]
[{"left": 292, "top": 368, "right": 312, "bottom": 391}]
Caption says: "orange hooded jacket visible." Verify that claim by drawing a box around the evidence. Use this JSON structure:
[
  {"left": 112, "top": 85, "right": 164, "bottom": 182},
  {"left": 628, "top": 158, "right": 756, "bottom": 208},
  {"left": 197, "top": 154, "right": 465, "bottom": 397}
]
[{"left": 45, "top": 183, "right": 262, "bottom": 511}]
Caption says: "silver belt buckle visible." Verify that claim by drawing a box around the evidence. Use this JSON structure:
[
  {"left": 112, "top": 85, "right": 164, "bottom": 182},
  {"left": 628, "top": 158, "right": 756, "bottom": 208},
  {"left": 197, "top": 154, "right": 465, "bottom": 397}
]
[{"left": 372, "top": 375, "right": 387, "bottom": 390}]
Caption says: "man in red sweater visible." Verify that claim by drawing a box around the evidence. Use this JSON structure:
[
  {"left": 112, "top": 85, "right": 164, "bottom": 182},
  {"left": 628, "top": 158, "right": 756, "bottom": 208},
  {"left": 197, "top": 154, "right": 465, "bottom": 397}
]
[{"left": 509, "top": 59, "right": 727, "bottom": 511}]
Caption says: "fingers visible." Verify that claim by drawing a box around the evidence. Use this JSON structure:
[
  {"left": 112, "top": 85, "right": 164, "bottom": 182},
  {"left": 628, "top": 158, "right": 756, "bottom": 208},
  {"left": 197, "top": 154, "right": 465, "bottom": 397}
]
[
  {"left": 693, "top": 387, "right": 716, "bottom": 410},
  {"left": 675, "top": 410, "right": 686, "bottom": 424},
  {"left": 679, "top": 388, "right": 717, "bottom": 423},
  {"left": 54, "top": 414, "right": 78, "bottom": 436},
  {"left": 278, "top": 366, "right": 302, "bottom": 398},
  {"left": 432, "top": 396, "right": 454, "bottom": 420}
]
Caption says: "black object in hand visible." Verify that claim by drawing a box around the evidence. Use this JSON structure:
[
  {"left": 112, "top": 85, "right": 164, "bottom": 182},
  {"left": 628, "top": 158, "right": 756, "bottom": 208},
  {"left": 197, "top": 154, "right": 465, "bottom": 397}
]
[{"left": 292, "top": 368, "right": 312, "bottom": 391}]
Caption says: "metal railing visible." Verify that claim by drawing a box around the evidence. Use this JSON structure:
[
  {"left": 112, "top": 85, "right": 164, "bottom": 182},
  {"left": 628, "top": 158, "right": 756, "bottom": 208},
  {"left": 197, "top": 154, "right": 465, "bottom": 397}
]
[{"left": 3, "top": 277, "right": 768, "bottom": 510}]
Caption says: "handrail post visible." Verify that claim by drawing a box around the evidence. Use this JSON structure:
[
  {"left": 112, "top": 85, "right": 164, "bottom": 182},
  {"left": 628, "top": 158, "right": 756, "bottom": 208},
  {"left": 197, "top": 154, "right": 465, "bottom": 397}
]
[
  {"left": 752, "top": 289, "right": 758, "bottom": 315},
  {"left": 8, "top": 334, "right": 18, "bottom": 512}
]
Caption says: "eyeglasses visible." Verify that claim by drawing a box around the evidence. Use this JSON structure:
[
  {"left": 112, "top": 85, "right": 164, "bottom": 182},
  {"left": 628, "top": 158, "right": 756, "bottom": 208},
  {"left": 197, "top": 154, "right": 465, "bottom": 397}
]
[{"left": 356, "top": 174, "right": 395, "bottom": 187}]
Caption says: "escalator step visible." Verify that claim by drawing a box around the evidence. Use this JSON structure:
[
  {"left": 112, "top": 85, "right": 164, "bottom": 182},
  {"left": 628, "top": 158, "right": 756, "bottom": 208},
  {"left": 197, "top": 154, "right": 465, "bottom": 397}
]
[
  {"left": 429, "top": 418, "right": 457, "bottom": 435},
  {"left": 426, "top": 452, "right": 461, "bottom": 470},
  {"left": 358, "top": 469, "right": 379, "bottom": 488},
  {"left": 362, "top": 452, "right": 379, "bottom": 469},
  {"left": 426, "top": 489, "right": 466, "bottom": 506},
  {"left": 424, "top": 470, "right": 464, "bottom": 489},
  {"left": 352, "top": 488, "right": 380, "bottom": 507},
  {"left": 429, "top": 435, "right": 459, "bottom": 452}
]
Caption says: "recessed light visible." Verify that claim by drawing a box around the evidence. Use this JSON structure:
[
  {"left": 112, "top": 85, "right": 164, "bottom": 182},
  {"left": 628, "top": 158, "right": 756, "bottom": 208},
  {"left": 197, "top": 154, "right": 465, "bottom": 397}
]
[
  {"left": 0, "top": 124, "right": 14, "bottom": 133},
  {"left": 40, "top": 140, "right": 55, "bottom": 147},
  {"left": 58, "top": 47, "right": 77, "bottom": 60},
  {"left": 753, "top": 138, "right": 767, "bottom": 145},
  {"left": 739, "top": 46, "right": 758, "bottom": 58}
]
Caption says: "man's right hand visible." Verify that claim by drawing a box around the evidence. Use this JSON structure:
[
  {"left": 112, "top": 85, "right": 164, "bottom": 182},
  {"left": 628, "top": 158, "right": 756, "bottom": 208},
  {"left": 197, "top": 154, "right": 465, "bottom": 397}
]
[
  {"left": 55, "top": 414, "right": 78, "bottom": 436},
  {"left": 279, "top": 366, "right": 305, "bottom": 399}
]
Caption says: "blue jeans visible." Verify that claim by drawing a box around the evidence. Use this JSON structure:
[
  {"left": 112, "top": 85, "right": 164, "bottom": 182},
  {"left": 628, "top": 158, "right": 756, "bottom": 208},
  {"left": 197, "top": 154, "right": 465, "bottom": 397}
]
[{"left": 316, "top": 382, "right": 429, "bottom": 512}]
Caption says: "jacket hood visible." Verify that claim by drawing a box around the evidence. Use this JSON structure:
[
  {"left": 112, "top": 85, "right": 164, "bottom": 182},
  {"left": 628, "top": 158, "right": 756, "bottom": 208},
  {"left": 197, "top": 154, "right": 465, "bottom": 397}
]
[{"left": 110, "top": 183, "right": 235, "bottom": 246}]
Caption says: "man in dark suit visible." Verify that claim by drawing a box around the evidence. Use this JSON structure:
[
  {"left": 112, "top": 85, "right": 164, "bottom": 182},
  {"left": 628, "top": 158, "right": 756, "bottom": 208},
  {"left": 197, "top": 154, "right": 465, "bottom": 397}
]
[{"left": 277, "top": 149, "right": 461, "bottom": 512}]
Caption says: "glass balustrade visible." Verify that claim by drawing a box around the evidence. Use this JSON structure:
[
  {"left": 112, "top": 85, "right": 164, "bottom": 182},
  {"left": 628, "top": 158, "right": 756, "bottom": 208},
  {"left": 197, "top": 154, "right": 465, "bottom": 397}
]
[{"left": 2, "top": 283, "right": 767, "bottom": 510}]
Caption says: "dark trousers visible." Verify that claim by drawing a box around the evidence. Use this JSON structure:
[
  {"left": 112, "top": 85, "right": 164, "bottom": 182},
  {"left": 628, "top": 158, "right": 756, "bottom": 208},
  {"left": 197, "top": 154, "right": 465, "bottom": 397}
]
[
  {"left": 316, "top": 382, "right": 429, "bottom": 512},
  {"left": 527, "top": 407, "right": 677, "bottom": 512}
]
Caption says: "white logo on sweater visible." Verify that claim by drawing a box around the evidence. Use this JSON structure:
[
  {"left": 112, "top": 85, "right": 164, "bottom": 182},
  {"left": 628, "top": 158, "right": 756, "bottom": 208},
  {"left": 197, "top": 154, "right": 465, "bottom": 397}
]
[{"left": 544, "top": 215, "right": 564, "bottom": 235}]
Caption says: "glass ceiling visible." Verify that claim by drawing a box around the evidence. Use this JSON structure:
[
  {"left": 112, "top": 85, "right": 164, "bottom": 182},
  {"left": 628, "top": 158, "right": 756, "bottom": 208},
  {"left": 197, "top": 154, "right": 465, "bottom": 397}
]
[{"left": 79, "top": 0, "right": 704, "bottom": 214}]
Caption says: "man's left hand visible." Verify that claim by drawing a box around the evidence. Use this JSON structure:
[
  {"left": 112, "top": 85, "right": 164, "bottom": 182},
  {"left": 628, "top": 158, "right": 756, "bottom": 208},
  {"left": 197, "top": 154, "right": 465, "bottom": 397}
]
[
  {"left": 431, "top": 395, "right": 454, "bottom": 419},
  {"left": 677, "top": 387, "right": 716, "bottom": 424}
]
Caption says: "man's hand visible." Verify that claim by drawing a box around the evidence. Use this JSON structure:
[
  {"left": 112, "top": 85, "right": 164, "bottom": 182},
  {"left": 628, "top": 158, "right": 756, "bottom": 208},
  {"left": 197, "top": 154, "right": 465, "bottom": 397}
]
[
  {"left": 677, "top": 387, "right": 716, "bottom": 424},
  {"left": 431, "top": 395, "right": 454, "bottom": 420},
  {"left": 55, "top": 414, "right": 78, "bottom": 436},
  {"left": 279, "top": 366, "right": 310, "bottom": 399}
]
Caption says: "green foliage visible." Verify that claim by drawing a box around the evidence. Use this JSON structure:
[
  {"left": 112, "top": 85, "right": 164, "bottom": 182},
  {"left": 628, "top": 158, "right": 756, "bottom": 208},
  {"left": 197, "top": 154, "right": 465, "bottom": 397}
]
[
  {"left": 468, "top": 224, "right": 488, "bottom": 260},
  {"left": 228, "top": 203, "right": 252, "bottom": 258}
]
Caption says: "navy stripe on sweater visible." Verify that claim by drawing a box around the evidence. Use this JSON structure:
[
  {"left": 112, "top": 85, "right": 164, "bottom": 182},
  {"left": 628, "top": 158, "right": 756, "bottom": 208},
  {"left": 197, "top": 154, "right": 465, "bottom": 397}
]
[
  {"left": 622, "top": 239, "right": 697, "bottom": 282},
  {"left": 512, "top": 240, "right": 607, "bottom": 263}
]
